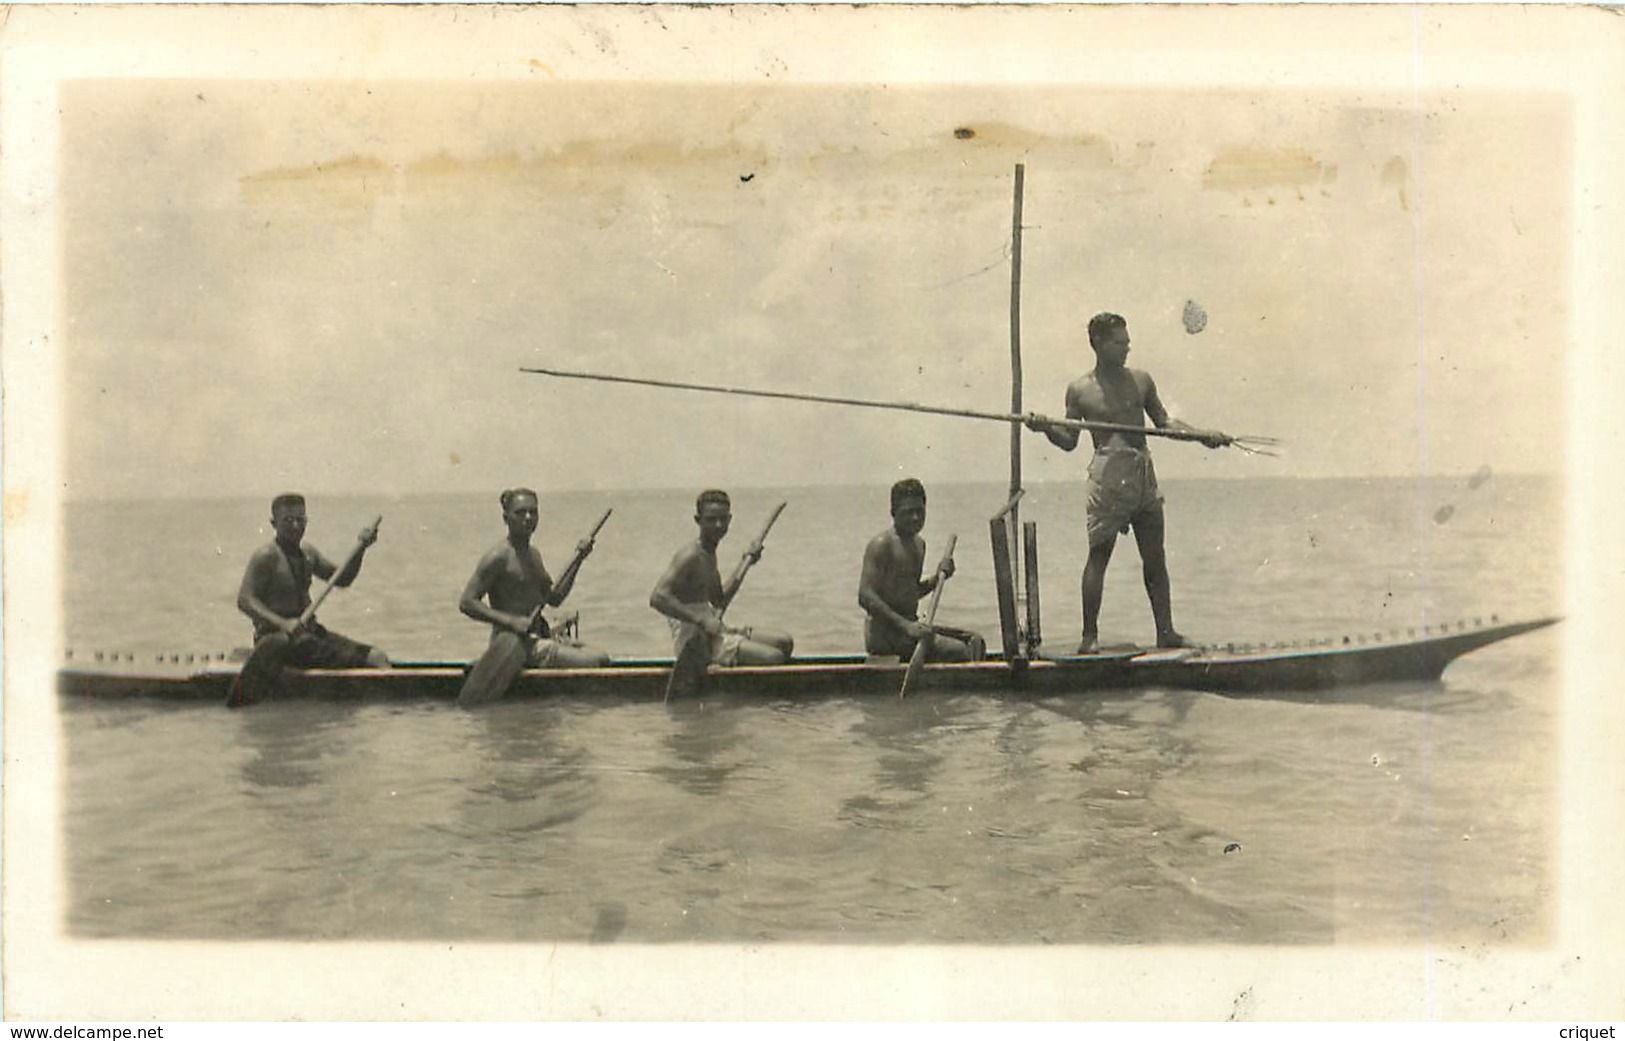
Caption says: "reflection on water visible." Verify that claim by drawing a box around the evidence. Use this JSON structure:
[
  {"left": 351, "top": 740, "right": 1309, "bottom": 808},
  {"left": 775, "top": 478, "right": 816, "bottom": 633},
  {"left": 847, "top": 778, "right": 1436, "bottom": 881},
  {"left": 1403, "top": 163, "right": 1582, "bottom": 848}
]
[
  {"left": 237, "top": 701, "right": 364, "bottom": 791},
  {"left": 463, "top": 701, "right": 596, "bottom": 832},
  {"left": 1205, "top": 678, "right": 1509, "bottom": 714},
  {"left": 990, "top": 701, "right": 1047, "bottom": 790},
  {"left": 852, "top": 694, "right": 979, "bottom": 798},
  {"left": 656, "top": 698, "right": 747, "bottom": 797}
]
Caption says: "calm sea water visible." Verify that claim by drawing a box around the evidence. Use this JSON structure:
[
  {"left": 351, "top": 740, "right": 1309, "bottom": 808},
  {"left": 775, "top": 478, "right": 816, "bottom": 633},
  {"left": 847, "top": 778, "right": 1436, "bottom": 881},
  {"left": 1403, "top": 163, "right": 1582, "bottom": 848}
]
[{"left": 61, "top": 476, "right": 1560, "bottom": 943}]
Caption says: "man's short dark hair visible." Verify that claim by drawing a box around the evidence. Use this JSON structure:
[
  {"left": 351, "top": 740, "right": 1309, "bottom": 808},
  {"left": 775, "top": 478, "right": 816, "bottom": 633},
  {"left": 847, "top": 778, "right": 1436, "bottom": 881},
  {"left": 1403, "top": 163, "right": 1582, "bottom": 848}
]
[
  {"left": 1087, "top": 312, "right": 1127, "bottom": 350},
  {"left": 500, "top": 487, "right": 539, "bottom": 511},
  {"left": 890, "top": 478, "right": 927, "bottom": 514},
  {"left": 271, "top": 493, "right": 306, "bottom": 515},
  {"left": 696, "top": 489, "right": 731, "bottom": 513}
]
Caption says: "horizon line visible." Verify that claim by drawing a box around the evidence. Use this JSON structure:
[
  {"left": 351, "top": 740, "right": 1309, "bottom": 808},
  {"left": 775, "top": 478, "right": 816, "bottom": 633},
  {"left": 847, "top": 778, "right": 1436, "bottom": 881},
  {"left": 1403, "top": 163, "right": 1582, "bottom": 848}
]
[{"left": 57, "top": 470, "right": 1561, "bottom": 506}]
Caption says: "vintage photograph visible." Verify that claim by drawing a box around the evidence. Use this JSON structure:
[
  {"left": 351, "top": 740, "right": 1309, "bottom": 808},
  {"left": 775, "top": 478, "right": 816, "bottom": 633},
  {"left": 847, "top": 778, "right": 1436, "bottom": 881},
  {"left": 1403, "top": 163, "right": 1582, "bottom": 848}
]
[{"left": 5, "top": 3, "right": 1623, "bottom": 1021}]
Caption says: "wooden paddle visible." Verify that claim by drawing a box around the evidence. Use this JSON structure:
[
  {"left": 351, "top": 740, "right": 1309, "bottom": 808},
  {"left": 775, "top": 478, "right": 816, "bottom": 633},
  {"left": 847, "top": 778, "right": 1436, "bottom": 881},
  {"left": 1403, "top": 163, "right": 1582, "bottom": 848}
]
[
  {"left": 900, "top": 534, "right": 957, "bottom": 699},
  {"left": 458, "top": 508, "right": 613, "bottom": 707},
  {"left": 721, "top": 501, "right": 786, "bottom": 610},
  {"left": 299, "top": 515, "right": 382, "bottom": 630},
  {"left": 226, "top": 515, "right": 382, "bottom": 708},
  {"left": 665, "top": 501, "right": 788, "bottom": 702}
]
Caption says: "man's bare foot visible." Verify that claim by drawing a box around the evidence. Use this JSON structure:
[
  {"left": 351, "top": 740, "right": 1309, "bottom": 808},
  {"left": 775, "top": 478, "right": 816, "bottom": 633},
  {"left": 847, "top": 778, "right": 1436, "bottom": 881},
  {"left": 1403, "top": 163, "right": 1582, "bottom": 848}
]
[
  {"left": 1156, "top": 631, "right": 1195, "bottom": 649},
  {"left": 1074, "top": 635, "right": 1101, "bottom": 655}
]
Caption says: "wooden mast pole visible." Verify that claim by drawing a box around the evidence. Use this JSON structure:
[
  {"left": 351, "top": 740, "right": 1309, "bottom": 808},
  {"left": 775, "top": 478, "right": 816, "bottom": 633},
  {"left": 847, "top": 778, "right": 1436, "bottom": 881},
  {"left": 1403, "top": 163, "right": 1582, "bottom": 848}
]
[{"left": 1008, "top": 164, "right": 1026, "bottom": 655}]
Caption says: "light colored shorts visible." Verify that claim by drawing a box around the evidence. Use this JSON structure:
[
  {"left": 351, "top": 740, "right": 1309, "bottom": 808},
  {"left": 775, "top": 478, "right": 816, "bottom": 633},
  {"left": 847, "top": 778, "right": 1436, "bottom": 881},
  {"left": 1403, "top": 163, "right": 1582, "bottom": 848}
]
[
  {"left": 485, "top": 629, "right": 572, "bottom": 668},
  {"left": 1086, "top": 446, "right": 1163, "bottom": 545},
  {"left": 667, "top": 606, "right": 748, "bottom": 666},
  {"left": 524, "top": 638, "right": 565, "bottom": 668}
]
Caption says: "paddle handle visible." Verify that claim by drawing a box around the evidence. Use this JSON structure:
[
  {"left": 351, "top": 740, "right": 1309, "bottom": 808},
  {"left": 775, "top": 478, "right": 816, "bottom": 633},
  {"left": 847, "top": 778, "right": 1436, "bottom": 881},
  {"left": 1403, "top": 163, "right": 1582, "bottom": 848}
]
[
  {"left": 750, "top": 501, "right": 788, "bottom": 552},
  {"left": 721, "top": 500, "right": 787, "bottom": 615},
  {"left": 527, "top": 507, "right": 614, "bottom": 637},
  {"left": 558, "top": 506, "right": 614, "bottom": 578},
  {"left": 584, "top": 507, "right": 614, "bottom": 541},
  {"left": 901, "top": 534, "right": 957, "bottom": 698},
  {"left": 298, "top": 515, "right": 381, "bottom": 628}
]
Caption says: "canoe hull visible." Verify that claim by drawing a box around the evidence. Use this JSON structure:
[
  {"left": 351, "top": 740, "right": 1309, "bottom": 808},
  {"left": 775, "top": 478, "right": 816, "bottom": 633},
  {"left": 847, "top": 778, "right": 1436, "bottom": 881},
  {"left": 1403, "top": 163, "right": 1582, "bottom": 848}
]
[{"left": 56, "top": 617, "right": 1559, "bottom": 704}]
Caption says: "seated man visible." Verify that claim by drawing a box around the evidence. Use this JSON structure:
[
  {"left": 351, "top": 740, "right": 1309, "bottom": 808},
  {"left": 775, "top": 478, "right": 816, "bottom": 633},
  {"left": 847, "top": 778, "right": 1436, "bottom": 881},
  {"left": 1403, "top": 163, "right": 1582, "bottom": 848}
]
[
  {"left": 458, "top": 488, "right": 612, "bottom": 700},
  {"left": 858, "top": 478, "right": 986, "bottom": 662},
  {"left": 650, "top": 489, "right": 794, "bottom": 669},
  {"left": 227, "top": 493, "right": 390, "bottom": 707}
]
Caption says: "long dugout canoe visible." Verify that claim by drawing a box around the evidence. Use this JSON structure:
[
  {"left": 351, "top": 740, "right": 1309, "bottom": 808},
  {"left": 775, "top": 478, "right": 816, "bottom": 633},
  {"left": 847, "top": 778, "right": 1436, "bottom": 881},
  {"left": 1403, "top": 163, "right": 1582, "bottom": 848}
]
[{"left": 57, "top": 616, "right": 1559, "bottom": 704}]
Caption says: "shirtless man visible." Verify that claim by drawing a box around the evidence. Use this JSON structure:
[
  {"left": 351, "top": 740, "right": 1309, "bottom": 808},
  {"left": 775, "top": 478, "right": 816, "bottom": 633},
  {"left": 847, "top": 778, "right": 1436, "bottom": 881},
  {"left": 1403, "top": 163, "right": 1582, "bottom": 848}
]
[
  {"left": 1027, "top": 313, "right": 1229, "bottom": 653},
  {"left": 458, "top": 487, "right": 612, "bottom": 678},
  {"left": 858, "top": 478, "right": 986, "bottom": 662},
  {"left": 650, "top": 489, "right": 794, "bottom": 668},
  {"left": 227, "top": 493, "right": 390, "bottom": 707}
]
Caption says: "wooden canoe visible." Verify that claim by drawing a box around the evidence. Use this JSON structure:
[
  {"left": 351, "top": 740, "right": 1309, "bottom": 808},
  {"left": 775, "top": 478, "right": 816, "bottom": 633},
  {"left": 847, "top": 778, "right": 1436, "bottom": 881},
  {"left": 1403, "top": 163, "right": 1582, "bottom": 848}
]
[{"left": 56, "top": 615, "right": 1558, "bottom": 704}]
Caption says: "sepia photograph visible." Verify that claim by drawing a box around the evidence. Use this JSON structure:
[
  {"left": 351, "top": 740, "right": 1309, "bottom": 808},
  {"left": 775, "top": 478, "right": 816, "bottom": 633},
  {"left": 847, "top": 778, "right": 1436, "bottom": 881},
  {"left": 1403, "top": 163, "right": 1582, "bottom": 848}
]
[{"left": 4, "top": 2, "right": 1623, "bottom": 1021}]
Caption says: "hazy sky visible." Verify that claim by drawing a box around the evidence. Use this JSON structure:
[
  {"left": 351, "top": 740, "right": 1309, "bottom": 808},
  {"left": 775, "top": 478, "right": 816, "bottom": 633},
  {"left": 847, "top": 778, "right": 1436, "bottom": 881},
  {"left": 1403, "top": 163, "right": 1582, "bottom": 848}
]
[{"left": 62, "top": 80, "right": 1567, "bottom": 499}]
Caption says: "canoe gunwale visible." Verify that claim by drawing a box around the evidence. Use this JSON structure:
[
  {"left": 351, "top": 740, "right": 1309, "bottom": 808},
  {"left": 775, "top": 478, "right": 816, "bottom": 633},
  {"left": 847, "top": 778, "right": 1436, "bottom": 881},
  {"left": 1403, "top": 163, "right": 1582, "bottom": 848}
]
[{"left": 55, "top": 616, "right": 1560, "bottom": 702}]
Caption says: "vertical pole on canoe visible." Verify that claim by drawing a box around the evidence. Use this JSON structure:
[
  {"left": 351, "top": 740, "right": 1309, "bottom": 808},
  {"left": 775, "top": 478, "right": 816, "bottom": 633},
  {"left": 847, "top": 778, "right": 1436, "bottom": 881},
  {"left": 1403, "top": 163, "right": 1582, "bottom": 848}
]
[
  {"left": 1009, "top": 166, "right": 1025, "bottom": 509},
  {"left": 1023, "top": 520, "right": 1042, "bottom": 653},
  {"left": 1007, "top": 163, "right": 1028, "bottom": 660},
  {"left": 989, "top": 509, "right": 1021, "bottom": 665},
  {"left": 989, "top": 166, "right": 1032, "bottom": 670}
]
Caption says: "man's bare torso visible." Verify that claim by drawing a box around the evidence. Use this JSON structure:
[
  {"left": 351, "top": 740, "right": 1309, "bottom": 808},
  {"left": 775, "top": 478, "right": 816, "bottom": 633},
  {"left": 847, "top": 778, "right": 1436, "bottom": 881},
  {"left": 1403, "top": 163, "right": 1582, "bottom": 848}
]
[
  {"left": 667, "top": 542, "right": 725, "bottom": 607},
  {"left": 864, "top": 529, "right": 926, "bottom": 626},
  {"left": 480, "top": 541, "right": 554, "bottom": 616},
  {"left": 251, "top": 541, "right": 332, "bottom": 619},
  {"left": 1067, "top": 368, "right": 1156, "bottom": 451}
]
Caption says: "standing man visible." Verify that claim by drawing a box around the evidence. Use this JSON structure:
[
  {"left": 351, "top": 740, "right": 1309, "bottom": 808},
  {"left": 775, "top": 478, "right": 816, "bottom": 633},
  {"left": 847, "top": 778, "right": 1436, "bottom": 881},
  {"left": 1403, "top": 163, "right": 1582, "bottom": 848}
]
[
  {"left": 858, "top": 478, "right": 986, "bottom": 662},
  {"left": 650, "top": 489, "right": 794, "bottom": 668},
  {"left": 458, "top": 487, "right": 613, "bottom": 682},
  {"left": 1027, "top": 312, "right": 1229, "bottom": 653},
  {"left": 227, "top": 493, "right": 390, "bottom": 707}
]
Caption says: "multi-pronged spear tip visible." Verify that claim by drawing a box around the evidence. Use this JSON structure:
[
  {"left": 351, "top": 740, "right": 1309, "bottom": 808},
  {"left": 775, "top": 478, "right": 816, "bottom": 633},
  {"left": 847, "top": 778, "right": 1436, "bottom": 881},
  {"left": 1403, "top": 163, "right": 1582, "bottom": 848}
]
[{"left": 1212, "top": 432, "right": 1282, "bottom": 457}]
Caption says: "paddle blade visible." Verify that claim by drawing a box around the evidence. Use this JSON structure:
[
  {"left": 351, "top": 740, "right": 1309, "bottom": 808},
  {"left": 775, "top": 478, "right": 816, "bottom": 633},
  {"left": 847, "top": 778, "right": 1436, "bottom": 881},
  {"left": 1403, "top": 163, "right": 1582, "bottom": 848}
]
[
  {"left": 899, "top": 637, "right": 930, "bottom": 699},
  {"left": 900, "top": 534, "right": 957, "bottom": 698},
  {"left": 459, "top": 631, "right": 530, "bottom": 707},
  {"left": 663, "top": 633, "right": 711, "bottom": 703},
  {"left": 224, "top": 632, "right": 292, "bottom": 708}
]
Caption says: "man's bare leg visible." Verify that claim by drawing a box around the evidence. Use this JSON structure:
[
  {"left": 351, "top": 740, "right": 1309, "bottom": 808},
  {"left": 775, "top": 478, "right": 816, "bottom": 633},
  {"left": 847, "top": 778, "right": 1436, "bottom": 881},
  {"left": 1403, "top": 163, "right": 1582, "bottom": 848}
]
[
  {"left": 1079, "top": 538, "right": 1117, "bottom": 653},
  {"left": 550, "top": 643, "right": 612, "bottom": 668},
  {"left": 735, "top": 628, "right": 794, "bottom": 665},
  {"left": 931, "top": 627, "right": 987, "bottom": 662},
  {"left": 925, "top": 632, "right": 981, "bottom": 662},
  {"left": 1132, "top": 506, "right": 1189, "bottom": 648}
]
